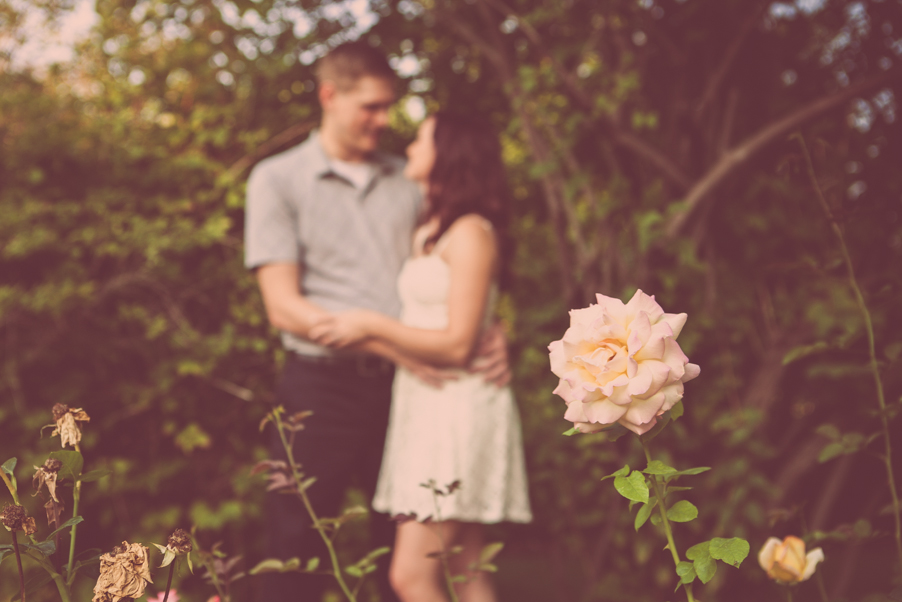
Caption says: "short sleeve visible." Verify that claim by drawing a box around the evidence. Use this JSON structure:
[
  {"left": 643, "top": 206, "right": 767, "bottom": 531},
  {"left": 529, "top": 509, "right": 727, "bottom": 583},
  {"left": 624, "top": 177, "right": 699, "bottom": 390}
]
[{"left": 244, "top": 163, "right": 300, "bottom": 270}]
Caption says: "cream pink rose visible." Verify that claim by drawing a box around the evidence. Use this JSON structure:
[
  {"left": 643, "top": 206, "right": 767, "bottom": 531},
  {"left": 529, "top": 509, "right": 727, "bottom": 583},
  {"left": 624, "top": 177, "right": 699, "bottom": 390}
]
[{"left": 548, "top": 290, "right": 700, "bottom": 435}]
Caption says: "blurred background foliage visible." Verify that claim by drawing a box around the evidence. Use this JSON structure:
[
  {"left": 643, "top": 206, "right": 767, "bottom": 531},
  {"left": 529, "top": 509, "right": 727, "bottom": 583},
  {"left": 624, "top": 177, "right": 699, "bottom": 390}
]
[{"left": 1, "top": 0, "right": 901, "bottom": 600}]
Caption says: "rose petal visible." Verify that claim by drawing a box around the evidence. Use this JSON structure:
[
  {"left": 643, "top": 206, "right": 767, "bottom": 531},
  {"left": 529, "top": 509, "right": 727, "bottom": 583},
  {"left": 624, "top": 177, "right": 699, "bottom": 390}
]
[
  {"left": 758, "top": 538, "right": 782, "bottom": 571},
  {"left": 623, "top": 390, "right": 666, "bottom": 426},
  {"left": 800, "top": 547, "right": 825, "bottom": 581},
  {"left": 619, "top": 414, "right": 658, "bottom": 435},
  {"left": 582, "top": 399, "right": 629, "bottom": 425},
  {"left": 548, "top": 340, "right": 567, "bottom": 375},
  {"left": 682, "top": 363, "right": 701, "bottom": 383},
  {"left": 659, "top": 312, "right": 687, "bottom": 338},
  {"left": 624, "top": 289, "right": 665, "bottom": 323}
]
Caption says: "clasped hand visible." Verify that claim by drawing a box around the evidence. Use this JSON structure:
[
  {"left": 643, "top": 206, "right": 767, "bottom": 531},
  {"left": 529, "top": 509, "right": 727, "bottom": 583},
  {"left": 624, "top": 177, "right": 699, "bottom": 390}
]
[{"left": 308, "top": 310, "right": 376, "bottom": 349}]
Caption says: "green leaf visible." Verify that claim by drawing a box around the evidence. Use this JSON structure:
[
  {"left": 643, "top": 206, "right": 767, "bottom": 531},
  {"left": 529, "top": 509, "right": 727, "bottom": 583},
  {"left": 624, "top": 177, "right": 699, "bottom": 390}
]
[
  {"left": 48, "top": 450, "right": 83, "bottom": 482},
  {"left": 45, "top": 516, "right": 84, "bottom": 541},
  {"left": 670, "top": 400, "right": 684, "bottom": 421},
  {"left": 783, "top": 341, "right": 832, "bottom": 365},
  {"left": 818, "top": 442, "right": 845, "bottom": 463},
  {"left": 306, "top": 557, "right": 320, "bottom": 572},
  {"left": 634, "top": 500, "right": 656, "bottom": 531},
  {"left": 22, "top": 541, "right": 56, "bottom": 557},
  {"left": 479, "top": 542, "right": 504, "bottom": 564},
  {"left": 663, "top": 466, "right": 711, "bottom": 480},
  {"left": 250, "top": 558, "right": 298, "bottom": 574},
  {"left": 694, "top": 554, "right": 717, "bottom": 583},
  {"left": 282, "top": 558, "right": 300, "bottom": 571},
  {"left": 562, "top": 427, "right": 580, "bottom": 436},
  {"left": 642, "top": 460, "right": 677, "bottom": 475},
  {"left": 666, "top": 500, "right": 698, "bottom": 522},
  {"left": 685, "top": 541, "right": 710, "bottom": 560},
  {"left": 614, "top": 471, "right": 649, "bottom": 503},
  {"left": 708, "top": 537, "right": 750, "bottom": 568},
  {"left": 638, "top": 412, "right": 672, "bottom": 443},
  {"left": 1, "top": 458, "right": 16, "bottom": 495},
  {"left": 600, "top": 465, "right": 630, "bottom": 481},
  {"left": 650, "top": 513, "right": 662, "bottom": 526},
  {"left": 79, "top": 469, "right": 112, "bottom": 483},
  {"left": 345, "top": 565, "right": 363, "bottom": 578},
  {"left": 675, "top": 561, "right": 696, "bottom": 585},
  {"left": 0, "top": 546, "right": 13, "bottom": 565}
]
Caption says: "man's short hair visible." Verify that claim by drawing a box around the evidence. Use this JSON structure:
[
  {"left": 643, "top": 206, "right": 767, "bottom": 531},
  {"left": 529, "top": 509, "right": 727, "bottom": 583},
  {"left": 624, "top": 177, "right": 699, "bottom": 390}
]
[{"left": 315, "top": 41, "right": 397, "bottom": 91}]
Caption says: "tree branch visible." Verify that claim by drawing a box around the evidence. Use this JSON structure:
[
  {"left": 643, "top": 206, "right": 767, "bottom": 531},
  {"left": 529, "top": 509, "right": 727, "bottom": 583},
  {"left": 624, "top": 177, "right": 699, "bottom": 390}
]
[
  {"left": 227, "top": 121, "right": 316, "bottom": 177},
  {"left": 693, "top": 1, "right": 768, "bottom": 122},
  {"left": 664, "top": 68, "right": 902, "bottom": 238}
]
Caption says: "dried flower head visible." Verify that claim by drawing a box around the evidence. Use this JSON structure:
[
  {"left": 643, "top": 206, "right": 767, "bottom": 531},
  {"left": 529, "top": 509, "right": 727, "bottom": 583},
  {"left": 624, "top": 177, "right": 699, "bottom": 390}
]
[
  {"left": 1, "top": 504, "right": 26, "bottom": 531},
  {"left": 33, "top": 458, "right": 63, "bottom": 502},
  {"left": 92, "top": 541, "right": 153, "bottom": 602},
  {"left": 153, "top": 528, "right": 194, "bottom": 569},
  {"left": 51, "top": 404, "right": 91, "bottom": 448},
  {"left": 1, "top": 505, "right": 36, "bottom": 535}
]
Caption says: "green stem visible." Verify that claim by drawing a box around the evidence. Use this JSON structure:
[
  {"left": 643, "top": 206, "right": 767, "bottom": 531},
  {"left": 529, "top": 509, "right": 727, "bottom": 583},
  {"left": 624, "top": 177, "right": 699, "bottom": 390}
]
[
  {"left": 430, "top": 486, "right": 461, "bottom": 602},
  {"left": 795, "top": 134, "right": 902, "bottom": 575},
  {"left": 273, "top": 411, "right": 356, "bottom": 602},
  {"left": 67, "top": 479, "right": 81, "bottom": 579},
  {"left": 12, "top": 531, "right": 26, "bottom": 602},
  {"left": 162, "top": 562, "right": 175, "bottom": 602},
  {"left": 640, "top": 438, "right": 696, "bottom": 602},
  {"left": 786, "top": 587, "right": 794, "bottom": 602}
]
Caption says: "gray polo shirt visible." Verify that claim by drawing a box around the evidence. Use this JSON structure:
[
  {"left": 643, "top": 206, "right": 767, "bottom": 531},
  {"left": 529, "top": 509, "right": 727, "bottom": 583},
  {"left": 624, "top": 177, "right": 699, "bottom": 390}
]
[{"left": 244, "top": 131, "right": 421, "bottom": 356}]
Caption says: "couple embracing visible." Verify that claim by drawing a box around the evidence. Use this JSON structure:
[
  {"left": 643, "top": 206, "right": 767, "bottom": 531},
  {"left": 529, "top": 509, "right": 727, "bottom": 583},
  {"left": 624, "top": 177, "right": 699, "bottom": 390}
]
[{"left": 244, "top": 41, "right": 531, "bottom": 602}]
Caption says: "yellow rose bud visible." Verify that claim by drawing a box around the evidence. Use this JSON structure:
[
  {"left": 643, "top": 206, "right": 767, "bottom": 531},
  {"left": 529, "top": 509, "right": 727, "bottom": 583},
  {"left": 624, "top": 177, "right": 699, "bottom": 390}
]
[{"left": 758, "top": 536, "right": 824, "bottom": 583}]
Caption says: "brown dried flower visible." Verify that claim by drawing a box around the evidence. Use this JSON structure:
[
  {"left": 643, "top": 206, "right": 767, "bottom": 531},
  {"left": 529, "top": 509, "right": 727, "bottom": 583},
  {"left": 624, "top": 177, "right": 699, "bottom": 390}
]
[
  {"left": 153, "top": 528, "right": 193, "bottom": 569},
  {"left": 1, "top": 504, "right": 26, "bottom": 531},
  {"left": 51, "top": 404, "right": 90, "bottom": 448},
  {"left": 1, "top": 505, "right": 36, "bottom": 535},
  {"left": 92, "top": 541, "right": 153, "bottom": 602},
  {"left": 33, "top": 458, "right": 63, "bottom": 502}
]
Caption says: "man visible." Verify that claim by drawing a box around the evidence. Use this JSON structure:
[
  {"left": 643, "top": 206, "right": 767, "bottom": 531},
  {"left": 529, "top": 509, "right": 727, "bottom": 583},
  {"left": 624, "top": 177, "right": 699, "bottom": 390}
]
[{"left": 244, "top": 41, "right": 508, "bottom": 601}]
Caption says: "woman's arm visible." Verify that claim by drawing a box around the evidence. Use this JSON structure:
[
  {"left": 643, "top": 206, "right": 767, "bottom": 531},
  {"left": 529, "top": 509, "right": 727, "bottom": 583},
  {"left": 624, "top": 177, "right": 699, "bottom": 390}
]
[{"left": 312, "top": 215, "right": 497, "bottom": 367}]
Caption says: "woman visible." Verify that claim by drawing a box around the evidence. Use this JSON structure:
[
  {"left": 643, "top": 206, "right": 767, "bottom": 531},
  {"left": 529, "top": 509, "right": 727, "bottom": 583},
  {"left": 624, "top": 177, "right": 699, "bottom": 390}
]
[{"left": 310, "top": 112, "right": 532, "bottom": 602}]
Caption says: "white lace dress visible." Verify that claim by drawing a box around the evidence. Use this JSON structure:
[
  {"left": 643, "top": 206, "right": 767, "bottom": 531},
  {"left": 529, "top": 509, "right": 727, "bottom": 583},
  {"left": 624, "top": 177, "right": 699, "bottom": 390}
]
[{"left": 371, "top": 223, "right": 532, "bottom": 524}]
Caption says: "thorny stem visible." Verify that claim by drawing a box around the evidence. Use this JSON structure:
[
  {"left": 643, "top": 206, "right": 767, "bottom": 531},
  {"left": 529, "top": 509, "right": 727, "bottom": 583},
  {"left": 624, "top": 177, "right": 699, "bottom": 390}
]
[
  {"left": 795, "top": 134, "right": 902, "bottom": 575},
  {"left": 640, "top": 438, "right": 696, "bottom": 602},
  {"left": 11, "top": 531, "right": 26, "bottom": 602},
  {"left": 430, "top": 486, "right": 461, "bottom": 602},
  {"left": 273, "top": 411, "right": 357, "bottom": 602},
  {"left": 162, "top": 561, "right": 175, "bottom": 602}
]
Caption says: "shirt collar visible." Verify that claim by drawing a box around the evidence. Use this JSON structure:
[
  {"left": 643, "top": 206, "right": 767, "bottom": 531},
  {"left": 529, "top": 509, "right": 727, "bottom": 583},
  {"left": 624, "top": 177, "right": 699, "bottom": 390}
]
[{"left": 307, "top": 130, "right": 397, "bottom": 179}]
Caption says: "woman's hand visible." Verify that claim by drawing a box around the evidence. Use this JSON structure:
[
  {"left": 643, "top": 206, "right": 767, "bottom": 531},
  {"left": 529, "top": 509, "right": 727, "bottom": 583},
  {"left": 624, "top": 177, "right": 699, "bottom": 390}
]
[{"left": 308, "top": 310, "right": 377, "bottom": 348}]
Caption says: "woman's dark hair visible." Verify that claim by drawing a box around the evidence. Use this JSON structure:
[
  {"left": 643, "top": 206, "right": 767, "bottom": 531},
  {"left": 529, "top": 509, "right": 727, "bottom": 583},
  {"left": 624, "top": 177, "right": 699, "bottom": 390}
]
[{"left": 423, "top": 111, "right": 513, "bottom": 286}]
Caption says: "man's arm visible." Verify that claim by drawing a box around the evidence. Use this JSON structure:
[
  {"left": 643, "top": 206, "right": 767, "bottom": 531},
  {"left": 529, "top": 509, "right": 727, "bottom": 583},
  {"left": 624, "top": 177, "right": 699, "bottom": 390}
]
[
  {"left": 256, "top": 262, "right": 457, "bottom": 386},
  {"left": 255, "top": 263, "right": 329, "bottom": 337}
]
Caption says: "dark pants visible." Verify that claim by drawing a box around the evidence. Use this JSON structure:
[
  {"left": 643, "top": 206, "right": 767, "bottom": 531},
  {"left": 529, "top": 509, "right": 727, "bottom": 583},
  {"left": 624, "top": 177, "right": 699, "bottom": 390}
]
[{"left": 261, "top": 353, "right": 400, "bottom": 602}]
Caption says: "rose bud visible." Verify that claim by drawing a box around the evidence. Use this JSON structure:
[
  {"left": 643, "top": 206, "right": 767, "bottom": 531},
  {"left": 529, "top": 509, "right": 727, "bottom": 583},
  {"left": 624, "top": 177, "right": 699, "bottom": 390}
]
[{"left": 758, "top": 535, "right": 824, "bottom": 583}]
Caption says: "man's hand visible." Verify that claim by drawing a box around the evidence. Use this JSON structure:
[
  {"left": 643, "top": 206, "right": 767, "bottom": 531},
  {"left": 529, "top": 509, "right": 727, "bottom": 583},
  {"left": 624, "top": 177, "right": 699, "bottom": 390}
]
[
  {"left": 395, "top": 355, "right": 460, "bottom": 388},
  {"left": 468, "top": 323, "right": 512, "bottom": 387}
]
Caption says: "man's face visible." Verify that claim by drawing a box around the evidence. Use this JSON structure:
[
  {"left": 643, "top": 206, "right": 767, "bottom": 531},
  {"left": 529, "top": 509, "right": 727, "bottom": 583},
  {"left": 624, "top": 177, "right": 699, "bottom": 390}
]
[{"left": 321, "top": 76, "right": 396, "bottom": 158}]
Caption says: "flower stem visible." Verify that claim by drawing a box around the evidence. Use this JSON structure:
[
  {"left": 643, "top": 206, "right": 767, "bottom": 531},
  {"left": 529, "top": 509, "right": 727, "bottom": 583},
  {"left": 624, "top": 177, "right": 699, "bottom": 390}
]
[
  {"left": 640, "top": 438, "right": 696, "bottom": 602},
  {"left": 11, "top": 531, "right": 26, "bottom": 602},
  {"left": 273, "top": 411, "right": 356, "bottom": 602},
  {"left": 795, "top": 134, "right": 902, "bottom": 576},
  {"left": 786, "top": 588, "right": 794, "bottom": 602},
  {"left": 430, "top": 486, "right": 461, "bottom": 602},
  {"left": 67, "top": 479, "right": 81, "bottom": 579},
  {"left": 162, "top": 561, "right": 175, "bottom": 602}
]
